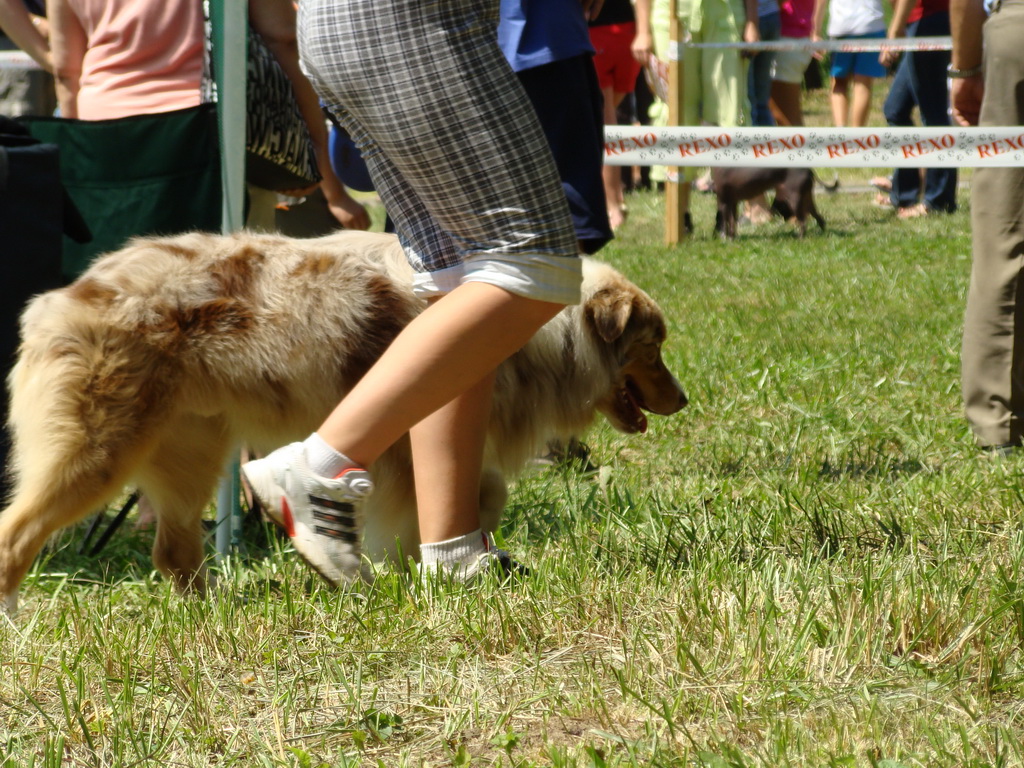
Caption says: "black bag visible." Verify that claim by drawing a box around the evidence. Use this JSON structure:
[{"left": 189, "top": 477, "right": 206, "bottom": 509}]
[
  {"left": 23, "top": 105, "right": 222, "bottom": 282},
  {"left": 0, "top": 116, "right": 86, "bottom": 496},
  {"left": 201, "top": 3, "right": 321, "bottom": 192},
  {"left": 244, "top": 28, "right": 321, "bottom": 191}
]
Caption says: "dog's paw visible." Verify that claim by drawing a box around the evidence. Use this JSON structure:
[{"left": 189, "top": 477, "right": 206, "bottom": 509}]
[{"left": 2, "top": 589, "right": 17, "bottom": 617}]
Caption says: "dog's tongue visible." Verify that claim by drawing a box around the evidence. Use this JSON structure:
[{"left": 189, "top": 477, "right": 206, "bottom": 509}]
[
  {"left": 636, "top": 410, "right": 648, "bottom": 434},
  {"left": 621, "top": 386, "right": 648, "bottom": 433}
]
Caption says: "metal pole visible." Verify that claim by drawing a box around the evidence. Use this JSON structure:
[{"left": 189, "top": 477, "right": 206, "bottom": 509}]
[{"left": 212, "top": 0, "right": 247, "bottom": 560}]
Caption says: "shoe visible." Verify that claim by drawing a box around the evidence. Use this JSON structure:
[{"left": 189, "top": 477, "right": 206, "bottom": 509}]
[
  {"left": 466, "top": 548, "right": 530, "bottom": 582},
  {"left": 873, "top": 192, "right": 892, "bottom": 208},
  {"left": 982, "top": 441, "right": 1021, "bottom": 458},
  {"left": 420, "top": 546, "right": 530, "bottom": 585},
  {"left": 241, "top": 442, "right": 373, "bottom": 586}
]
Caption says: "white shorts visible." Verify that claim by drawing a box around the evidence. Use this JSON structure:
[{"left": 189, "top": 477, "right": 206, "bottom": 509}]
[{"left": 772, "top": 42, "right": 814, "bottom": 84}]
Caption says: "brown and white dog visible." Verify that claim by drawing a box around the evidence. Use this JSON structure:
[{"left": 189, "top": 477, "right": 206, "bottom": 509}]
[{"left": 0, "top": 230, "right": 687, "bottom": 613}]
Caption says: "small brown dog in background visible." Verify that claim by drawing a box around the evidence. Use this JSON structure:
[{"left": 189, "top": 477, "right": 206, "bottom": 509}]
[{"left": 712, "top": 167, "right": 833, "bottom": 239}]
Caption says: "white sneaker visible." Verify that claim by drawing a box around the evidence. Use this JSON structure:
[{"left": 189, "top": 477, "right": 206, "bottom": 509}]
[
  {"left": 420, "top": 547, "right": 530, "bottom": 585},
  {"left": 463, "top": 548, "right": 530, "bottom": 582},
  {"left": 241, "top": 442, "right": 373, "bottom": 586}
]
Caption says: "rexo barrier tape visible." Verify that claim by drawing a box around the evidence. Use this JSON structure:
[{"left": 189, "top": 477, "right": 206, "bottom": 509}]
[
  {"left": 604, "top": 126, "right": 1024, "bottom": 168},
  {"left": 0, "top": 51, "right": 38, "bottom": 70}
]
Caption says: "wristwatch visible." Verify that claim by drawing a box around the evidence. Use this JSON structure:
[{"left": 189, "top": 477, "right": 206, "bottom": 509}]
[{"left": 947, "top": 64, "right": 983, "bottom": 79}]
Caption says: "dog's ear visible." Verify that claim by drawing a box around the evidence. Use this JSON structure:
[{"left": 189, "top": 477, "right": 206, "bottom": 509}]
[{"left": 584, "top": 287, "right": 633, "bottom": 343}]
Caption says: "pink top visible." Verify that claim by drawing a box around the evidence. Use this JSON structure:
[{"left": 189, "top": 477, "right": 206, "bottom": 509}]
[
  {"left": 70, "top": 0, "right": 204, "bottom": 120},
  {"left": 779, "top": 0, "right": 814, "bottom": 38}
]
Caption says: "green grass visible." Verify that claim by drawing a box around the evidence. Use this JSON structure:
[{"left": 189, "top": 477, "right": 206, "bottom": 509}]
[{"left": 1, "top": 96, "right": 1014, "bottom": 765}]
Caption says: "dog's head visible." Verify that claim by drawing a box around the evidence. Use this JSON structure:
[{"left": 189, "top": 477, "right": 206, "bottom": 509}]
[{"left": 581, "top": 263, "right": 688, "bottom": 433}]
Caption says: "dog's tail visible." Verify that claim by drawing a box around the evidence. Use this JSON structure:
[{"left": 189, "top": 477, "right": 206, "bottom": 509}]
[
  {"left": 5, "top": 290, "right": 169, "bottom": 508},
  {"left": 1, "top": 288, "right": 173, "bottom": 610},
  {"left": 814, "top": 172, "right": 841, "bottom": 194}
]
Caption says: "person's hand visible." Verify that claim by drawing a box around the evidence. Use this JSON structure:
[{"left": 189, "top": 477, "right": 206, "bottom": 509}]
[
  {"left": 880, "top": 22, "right": 904, "bottom": 69},
  {"left": 742, "top": 18, "right": 760, "bottom": 58},
  {"left": 950, "top": 75, "right": 984, "bottom": 127},
  {"left": 631, "top": 26, "right": 653, "bottom": 63},
  {"left": 879, "top": 44, "right": 900, "bottom": 69},
  {"left": 326, "top": 188, "right": 371, "bottom": 231},
  {"left": 809, "top": 31, "right": 825, "bottom": 61},
  {"left": 30, "top": 13, "right": 48, "bottom": 40},
  {"left": 579, "top": 0, "right": 605, "bottom": 21}
]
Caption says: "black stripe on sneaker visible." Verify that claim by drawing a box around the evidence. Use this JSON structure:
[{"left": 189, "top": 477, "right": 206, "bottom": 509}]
[
  {"left": 312, "top": 509, "right": 355, "bottom": 526},
  {"left": 308, "top": 495, "right": 355, "bottom": 513},
  {"left": 314, "top": 526, "right": 359, "bottom": 542}
]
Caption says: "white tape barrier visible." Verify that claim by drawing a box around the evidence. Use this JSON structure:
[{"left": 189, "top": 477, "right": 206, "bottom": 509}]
[
  {"left": 604, "top": 125, "right": 1024, "bottom": 168},
  {"left": 0, "top": 51, "right": 40, "bottom": 70},
  {"left": 673, "top": 35, "right": 951, "bottom": 57}
]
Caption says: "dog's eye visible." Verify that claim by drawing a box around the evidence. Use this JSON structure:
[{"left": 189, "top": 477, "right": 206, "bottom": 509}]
[{"left": 632, "top": 342, "right": 660, "bottom": 364}]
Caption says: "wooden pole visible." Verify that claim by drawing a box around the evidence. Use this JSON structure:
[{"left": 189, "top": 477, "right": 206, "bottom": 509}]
[{"left": 664, "top": 0, "right": 686, "bottom": 244}]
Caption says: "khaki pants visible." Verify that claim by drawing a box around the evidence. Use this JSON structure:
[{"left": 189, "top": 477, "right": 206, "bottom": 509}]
[{"left": 962, "top": 0, "right": 1024, "bottom": 447}]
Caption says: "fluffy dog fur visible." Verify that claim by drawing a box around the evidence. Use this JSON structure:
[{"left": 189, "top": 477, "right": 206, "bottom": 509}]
[{"left": 0, "top": 230, "right": 687, "bottom": 613}]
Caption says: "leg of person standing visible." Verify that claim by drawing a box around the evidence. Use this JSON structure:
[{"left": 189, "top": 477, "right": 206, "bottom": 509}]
[
  {"left": 746, "top": 7, "right": 779, "bottom": 223},
  {"left": 882, "top": 45, "right": 920, "bottom": 211},
  {"left": 847, "top": 70, "right": 875, "bottom": 126},
  {"left": 591, "top": 22, "right": 642, "bottom": 231},
  {"left": 769, "top": 43, "right": 812, "bottom": 126},
  {"left": 962, "top": 0, "right": 1024, "bottom": 451},
  {"left": 908, "top": 9, "right": 957, "bottom": 214},
  {"left": 748, "top": 9, "right": 780, "bottom": 126}
]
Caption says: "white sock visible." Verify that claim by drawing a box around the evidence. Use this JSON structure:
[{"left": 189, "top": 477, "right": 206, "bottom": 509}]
[
  {"left": 303, "top": 432, "right": 359, "bottom": 478},
  {"left": 420, "top": 528, "right": 488, "bottom": 569}
]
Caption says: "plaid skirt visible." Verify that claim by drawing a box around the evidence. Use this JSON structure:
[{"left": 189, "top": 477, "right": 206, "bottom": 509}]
[{"left": 298, "top": 0, "right": 581, "bottom": 303}]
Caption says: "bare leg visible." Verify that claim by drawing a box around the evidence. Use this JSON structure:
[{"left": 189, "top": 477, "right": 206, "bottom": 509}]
[
  {"left": 830, "top": 75, "right": 851, "bottom": 126},
  {"left": 769, "top": 80, "right": 805, "bottom": 126},
  {"left": 411, "top": 369, "right": 496, "bottom": 544},
  {"left": 602, "top": 86, "right": 629, "bottom": 230},
  {"left": 849, "top": 74, "right": 875, "bottom": 127},
  {"left": 745, "top": 194, "right": 772, "bottom": 224},
  {"left": 317, "top": 281, "right": 563, "bottom": 468}
]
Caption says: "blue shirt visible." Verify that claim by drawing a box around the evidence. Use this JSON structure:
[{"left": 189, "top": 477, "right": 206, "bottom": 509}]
[{"left": 498, "top": 0, "right": 594, "bottom": 72}]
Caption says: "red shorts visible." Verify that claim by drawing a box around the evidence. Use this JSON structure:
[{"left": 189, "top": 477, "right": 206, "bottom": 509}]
[{"left": 589, "top": 22, "right": 642, "bottom": 94}]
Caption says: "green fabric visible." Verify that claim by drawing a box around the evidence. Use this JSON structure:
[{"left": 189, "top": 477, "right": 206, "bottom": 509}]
[
  {"left": 677, "top": 0, "right": 746, "bottom": 36},
  {"left": 650, "top": 0, "right": 751, "bottom": 183},
  {"left": 22, "top": 104, "right": 221, "bottom": 281},
  {"left": 209, "top": 0, "right": 248, "bottom": 234}
]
